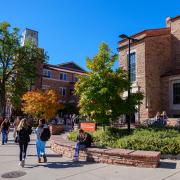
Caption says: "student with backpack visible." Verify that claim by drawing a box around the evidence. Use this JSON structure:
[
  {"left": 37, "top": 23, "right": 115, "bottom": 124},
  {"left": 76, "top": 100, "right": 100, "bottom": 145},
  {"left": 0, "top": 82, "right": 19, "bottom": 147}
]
[
  {"left": 35, "top": 119, "right": 51, "bottom": 163},
  {"left": 17, "top": 118, "right": 32, "bottom": 167}
]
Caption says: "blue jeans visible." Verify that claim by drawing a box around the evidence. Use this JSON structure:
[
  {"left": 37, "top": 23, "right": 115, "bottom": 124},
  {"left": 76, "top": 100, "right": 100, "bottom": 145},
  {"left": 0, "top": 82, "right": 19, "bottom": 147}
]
[
  {"left": 73, "top": 142, "right": 86, "bottom": 159},
  {"left": 1, "top": 129, "right": 8, "bottom": 144},
  {"left": 36, "top": 139, "right": 46, "bottom": 158}
]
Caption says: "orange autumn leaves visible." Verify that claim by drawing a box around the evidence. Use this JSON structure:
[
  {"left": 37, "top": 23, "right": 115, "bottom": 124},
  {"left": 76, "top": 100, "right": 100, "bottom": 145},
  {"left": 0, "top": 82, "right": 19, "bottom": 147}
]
[{"left": 22, "top": 89, "right": 63, "bottom": 120}]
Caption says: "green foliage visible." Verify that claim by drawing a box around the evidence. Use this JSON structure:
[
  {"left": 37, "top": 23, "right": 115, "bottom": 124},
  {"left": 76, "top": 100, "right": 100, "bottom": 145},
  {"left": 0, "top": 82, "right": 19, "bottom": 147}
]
[
  {"left": 67, "top": 130, "right": 78, "bottom": 142},
  {"left": 75, "top": 43, "right": 143, "bottom": 125},
  {"left": 68, "top": 127, "right": 180, "bottom": 155},
  {"left": 0, "top": 21, "right": 47, "bottom": 115}
]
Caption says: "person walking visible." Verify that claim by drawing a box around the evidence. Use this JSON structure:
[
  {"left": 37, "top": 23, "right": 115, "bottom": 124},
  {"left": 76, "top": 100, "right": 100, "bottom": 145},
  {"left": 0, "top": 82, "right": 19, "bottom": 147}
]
[
  {"left": 35, "top": 119, "right": 50, "bottom": 163},
  {"left": 17, "top": 118, "right": 32, "bottom": 167},
  {"left": 0, "top": 118, "right": 10, "bottom": 145}
]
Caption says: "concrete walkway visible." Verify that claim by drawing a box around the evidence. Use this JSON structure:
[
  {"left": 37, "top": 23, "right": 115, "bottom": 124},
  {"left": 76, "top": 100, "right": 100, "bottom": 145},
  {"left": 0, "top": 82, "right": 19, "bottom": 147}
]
[{"left": 0, "top": 132, "right": 180, "bottom": 180}]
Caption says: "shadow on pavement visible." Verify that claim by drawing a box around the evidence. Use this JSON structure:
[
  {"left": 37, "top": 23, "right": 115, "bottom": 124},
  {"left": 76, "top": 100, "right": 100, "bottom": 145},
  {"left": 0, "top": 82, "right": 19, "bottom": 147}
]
[
  {"left": 27, "top": 154, "right": 62, "bottom": 157},
  {"left": 24, "top": 161, "right": 95, "bottom": 169},
  {"left": 159, "top": 161, "right": 177, "bottom": 169},
  {"left": 43, "top": 161, "right": 95, "bottom": 169}
]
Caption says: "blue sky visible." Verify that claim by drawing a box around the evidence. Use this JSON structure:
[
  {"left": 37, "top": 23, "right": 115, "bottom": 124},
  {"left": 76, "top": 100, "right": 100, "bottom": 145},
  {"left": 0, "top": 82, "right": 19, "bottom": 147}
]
[{"left": 0, "top": 0, "right": 179, "bottom": 70}]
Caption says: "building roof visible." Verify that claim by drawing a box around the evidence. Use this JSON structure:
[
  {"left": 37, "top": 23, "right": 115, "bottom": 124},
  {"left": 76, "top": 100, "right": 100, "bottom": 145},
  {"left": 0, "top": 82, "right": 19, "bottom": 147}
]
[
  {"left": 118, "top": 28, "right": 170, "bottom": 48},
  {"left": 58, "top": 61, "right": 86, "bottom": 73},
  {"left": 43, "top": 62, "right": 86, "bottom": 75},
  {"left": 170, "top": 15, "right": 180, "bottom": 22},
  {"left": 119, "top": 28, "right": 170, "bottom": 43}
]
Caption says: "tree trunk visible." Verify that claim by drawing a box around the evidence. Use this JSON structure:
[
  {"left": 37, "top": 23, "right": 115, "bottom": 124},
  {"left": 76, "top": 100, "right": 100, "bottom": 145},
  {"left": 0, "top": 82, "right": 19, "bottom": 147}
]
[{"left": 0, "top": 82, "right": 6, "bottom": 118}]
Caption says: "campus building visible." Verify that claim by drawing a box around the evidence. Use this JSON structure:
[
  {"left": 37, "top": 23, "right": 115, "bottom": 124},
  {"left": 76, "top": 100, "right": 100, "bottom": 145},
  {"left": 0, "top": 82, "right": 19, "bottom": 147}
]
[
  {"left": 20, "top": 28, "right": 86, "bottom": 105},
  {"left": 34, "top": 61, "right": 86, "bottom": 104},
  {"left": 118, "top": 15, "right": 180, "bottom": 122}
]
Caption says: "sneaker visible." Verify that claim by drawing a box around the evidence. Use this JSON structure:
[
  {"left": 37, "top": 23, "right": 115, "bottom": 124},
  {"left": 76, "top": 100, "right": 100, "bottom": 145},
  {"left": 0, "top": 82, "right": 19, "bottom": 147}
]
[{"left": 18, "top": 161, "right": 22, "bottom": 166}]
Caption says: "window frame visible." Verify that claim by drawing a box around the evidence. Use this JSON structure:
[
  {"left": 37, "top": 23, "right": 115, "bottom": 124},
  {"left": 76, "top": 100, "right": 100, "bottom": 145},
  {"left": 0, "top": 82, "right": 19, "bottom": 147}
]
[{"left": 60, "top": 72, "right": 67, "bottom": 81}]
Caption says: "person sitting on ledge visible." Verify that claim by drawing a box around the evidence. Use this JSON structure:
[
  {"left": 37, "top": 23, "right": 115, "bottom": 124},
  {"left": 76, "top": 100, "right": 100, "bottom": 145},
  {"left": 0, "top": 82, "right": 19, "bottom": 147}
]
[{"left": 73, "top": 129, "right": 92, "bottom": 161}]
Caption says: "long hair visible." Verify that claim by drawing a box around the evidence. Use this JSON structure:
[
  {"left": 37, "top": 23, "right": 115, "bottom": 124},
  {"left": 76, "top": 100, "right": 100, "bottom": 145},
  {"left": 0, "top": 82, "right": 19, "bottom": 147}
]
[
  {"left": 17, "top": 118, "right": 28, "bottom": 131},
  {"left": 1, "top": 118, "right": 9, "bottom": 127}
]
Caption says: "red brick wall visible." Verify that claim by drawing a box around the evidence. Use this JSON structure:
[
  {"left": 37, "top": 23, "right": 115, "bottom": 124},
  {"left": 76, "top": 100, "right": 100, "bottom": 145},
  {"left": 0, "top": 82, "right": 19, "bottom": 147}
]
[
  {"left": 145, "top": 34, "right": 171, "bottom": 118},
  {"left": 119, "top": 33, "right": 172, "bottom": 122},
  {"left": 35, "top": 66, "right": 80, "bottom": 103},
  {"left": 171, "top": 18, "right": 180, "bottom": 69},
  {"left": 119, "top": 41, "right": 148, "bottom": 121}
]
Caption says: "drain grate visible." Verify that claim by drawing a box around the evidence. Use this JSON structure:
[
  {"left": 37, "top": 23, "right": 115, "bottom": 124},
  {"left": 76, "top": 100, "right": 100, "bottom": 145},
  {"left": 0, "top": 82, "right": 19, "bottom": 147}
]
[{"left": 1, "top": 171, "right": 26, "bottom": 178}]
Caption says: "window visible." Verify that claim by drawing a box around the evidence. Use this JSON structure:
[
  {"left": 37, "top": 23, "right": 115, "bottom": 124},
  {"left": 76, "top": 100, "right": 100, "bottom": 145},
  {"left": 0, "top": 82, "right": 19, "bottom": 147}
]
[
  {"left": 43, "top": 69, "right": 52, "bottom": 78},
  {"left": 60, "top": 73, "right": 67, "bottom": 81},
  {"left": 128, "top": 52, "right": 136, "bottom": 82},
  {"left": 173, "top": 83, "right": 180, "bottom": 104},
  {"left": 59, "top": 87, "right": 66, "bottom": 96}
]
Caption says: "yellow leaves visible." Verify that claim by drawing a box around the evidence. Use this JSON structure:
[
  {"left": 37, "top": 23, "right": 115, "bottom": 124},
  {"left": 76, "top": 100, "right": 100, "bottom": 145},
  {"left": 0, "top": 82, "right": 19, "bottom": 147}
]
[{"left": 22, "top": 89, "right": 63, "bottom": 121}]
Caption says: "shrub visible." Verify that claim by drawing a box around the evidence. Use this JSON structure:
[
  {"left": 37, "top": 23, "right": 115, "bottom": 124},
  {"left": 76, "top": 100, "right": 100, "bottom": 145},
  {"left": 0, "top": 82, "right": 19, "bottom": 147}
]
[{"left": 68, "top": 126, "right": 180, "bottom": 155}]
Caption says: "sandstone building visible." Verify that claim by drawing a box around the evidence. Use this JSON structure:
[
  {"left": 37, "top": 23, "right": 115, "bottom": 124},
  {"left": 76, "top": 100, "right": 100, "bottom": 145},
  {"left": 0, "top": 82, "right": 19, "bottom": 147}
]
[{"left": 118, "top": 16, "right": 180, "bottom": 122}]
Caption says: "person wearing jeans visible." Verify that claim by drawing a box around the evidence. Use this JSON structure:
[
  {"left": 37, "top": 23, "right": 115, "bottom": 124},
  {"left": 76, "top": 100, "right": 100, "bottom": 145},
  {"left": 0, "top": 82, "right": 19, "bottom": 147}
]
[
  {"left": 36, "top": 119, "right": 49, "bottom": 163},
  {"left": 1, "top": 118, "right": 10, "bottom": 145},
  {"left": 36, "top": 140, "right": 46, "bottom": 159},
  {"left": 73, "top": 129, "right": 92, "bottom": 161}
]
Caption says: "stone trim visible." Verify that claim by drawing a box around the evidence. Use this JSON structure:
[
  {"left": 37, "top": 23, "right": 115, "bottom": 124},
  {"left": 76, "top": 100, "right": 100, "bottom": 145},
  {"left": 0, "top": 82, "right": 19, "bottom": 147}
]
[{"left": 50, "top": 136, "right": 160, "bottom": 168}]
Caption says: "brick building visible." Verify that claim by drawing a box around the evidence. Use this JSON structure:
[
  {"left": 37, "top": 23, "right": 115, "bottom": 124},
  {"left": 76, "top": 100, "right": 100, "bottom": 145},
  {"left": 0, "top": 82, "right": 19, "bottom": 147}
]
[
  {"left": 118, "top": 15, "right": 180, "bottom": 122},
  {"left": 21, "top": 29, "right": 86, "bottom": 108},
  {"left": 35, "top": 61, "right": 86, "bottom": 104}
]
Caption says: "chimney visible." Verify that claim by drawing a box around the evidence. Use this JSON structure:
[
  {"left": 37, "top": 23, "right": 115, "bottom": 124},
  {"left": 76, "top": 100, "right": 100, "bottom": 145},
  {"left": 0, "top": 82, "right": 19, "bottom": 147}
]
[{"left": 166, "top": 17, "right": 172, "bottom": 27}]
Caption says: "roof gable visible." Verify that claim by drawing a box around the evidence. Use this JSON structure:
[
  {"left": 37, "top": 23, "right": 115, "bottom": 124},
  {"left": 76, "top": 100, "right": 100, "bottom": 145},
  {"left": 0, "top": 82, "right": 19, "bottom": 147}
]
[{"left": 58, "top": 61, "right": 86, "bottom": 72}]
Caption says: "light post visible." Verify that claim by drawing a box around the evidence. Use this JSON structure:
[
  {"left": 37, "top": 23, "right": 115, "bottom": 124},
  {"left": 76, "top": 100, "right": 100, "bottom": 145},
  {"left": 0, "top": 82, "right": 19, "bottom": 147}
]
[{"left": 119, "top": 34, "right": 139, "bottom": 132}]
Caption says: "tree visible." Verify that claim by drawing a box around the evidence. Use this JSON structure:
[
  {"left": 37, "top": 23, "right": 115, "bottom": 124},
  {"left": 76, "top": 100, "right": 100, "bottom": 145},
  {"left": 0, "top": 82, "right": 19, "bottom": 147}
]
[
  {"left": 0, "top": 22, "right": 46, "bottom": 117},
  {"left": 22, "top": 89, "right": 63, "bottom": 121},
  {"left": 75, "top": 43, "right": 143, "bottom": 129}
]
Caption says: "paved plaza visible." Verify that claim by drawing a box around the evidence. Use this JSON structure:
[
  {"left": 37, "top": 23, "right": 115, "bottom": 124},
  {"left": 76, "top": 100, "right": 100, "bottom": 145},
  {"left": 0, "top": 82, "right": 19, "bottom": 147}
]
[{"left": 0, "top": 132, "right": 180, "bottom": 180}]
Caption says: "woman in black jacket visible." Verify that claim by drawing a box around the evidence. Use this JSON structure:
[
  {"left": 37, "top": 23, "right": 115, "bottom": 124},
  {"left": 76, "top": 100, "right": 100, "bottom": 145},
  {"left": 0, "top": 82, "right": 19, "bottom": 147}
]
[{"left": 17, "top": 118, "right": 32, "bottom": 167}]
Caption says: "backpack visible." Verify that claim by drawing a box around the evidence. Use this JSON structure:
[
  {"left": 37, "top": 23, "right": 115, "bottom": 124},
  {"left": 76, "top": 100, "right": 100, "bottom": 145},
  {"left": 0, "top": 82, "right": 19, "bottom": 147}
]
[{"left": 40, "top": 127, "right": 51, "bottom": 141}]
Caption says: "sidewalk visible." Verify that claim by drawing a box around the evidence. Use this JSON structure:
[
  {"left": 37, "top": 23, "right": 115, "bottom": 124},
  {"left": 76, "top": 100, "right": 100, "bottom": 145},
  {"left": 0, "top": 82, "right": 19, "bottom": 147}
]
[{"left": 0, "top": 132, "right": 180, "bottom": 180}]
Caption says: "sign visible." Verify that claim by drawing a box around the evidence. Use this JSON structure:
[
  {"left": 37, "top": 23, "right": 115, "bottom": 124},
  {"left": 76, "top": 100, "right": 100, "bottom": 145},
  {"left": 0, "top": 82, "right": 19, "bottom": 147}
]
[{"left": 80, "top": 122, "right": 96, "bottom": 132}]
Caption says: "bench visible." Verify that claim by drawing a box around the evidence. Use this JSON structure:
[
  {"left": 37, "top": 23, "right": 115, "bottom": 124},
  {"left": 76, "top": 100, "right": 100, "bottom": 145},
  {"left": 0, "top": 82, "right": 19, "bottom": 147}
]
[{"left": 50, "top": 135, "right": 160, "bottom": 168}]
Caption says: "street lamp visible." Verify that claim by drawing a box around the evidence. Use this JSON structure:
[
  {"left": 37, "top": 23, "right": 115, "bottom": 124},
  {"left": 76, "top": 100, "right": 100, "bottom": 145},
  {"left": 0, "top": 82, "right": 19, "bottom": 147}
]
[{"left": 119, "top": 34, "right": 139, "bottom": 133}]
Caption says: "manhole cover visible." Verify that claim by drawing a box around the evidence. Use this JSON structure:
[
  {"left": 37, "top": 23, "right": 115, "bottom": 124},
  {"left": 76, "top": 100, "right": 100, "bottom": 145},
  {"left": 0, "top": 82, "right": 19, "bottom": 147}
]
[{"left": 1, "top": 171, "right": 26, "bottom": 178}]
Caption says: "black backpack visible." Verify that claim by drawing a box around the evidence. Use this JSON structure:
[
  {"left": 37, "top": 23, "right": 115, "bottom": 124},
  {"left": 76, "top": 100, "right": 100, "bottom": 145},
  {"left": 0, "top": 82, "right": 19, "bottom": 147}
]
[{"left": 40, "top": 127, "right": 51, "bottom": 141}]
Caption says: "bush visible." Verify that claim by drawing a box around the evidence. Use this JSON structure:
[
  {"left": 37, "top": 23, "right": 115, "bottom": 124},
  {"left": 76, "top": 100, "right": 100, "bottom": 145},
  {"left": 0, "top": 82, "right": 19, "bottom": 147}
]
[
  {"left": 68, "top": 126, "right": 180, "bottom": 155},
  {"left": 67, "top": 130, "right": 78, "bottom": 141}
]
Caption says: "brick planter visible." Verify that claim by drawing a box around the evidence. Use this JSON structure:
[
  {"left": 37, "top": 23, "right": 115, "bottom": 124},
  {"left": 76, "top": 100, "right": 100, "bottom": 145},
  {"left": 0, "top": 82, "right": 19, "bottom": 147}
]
[
  {"left": 49, "top": 124, "right": 64, "bottom": 135},
  {"left": 51, "top": 135, "right": 161, "bottom": 168}
]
